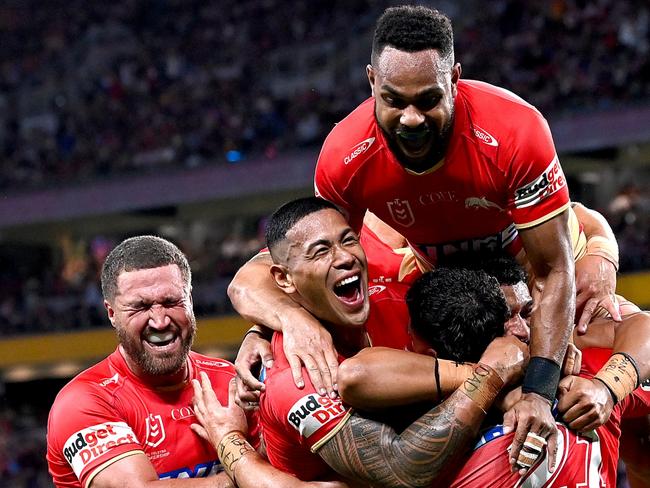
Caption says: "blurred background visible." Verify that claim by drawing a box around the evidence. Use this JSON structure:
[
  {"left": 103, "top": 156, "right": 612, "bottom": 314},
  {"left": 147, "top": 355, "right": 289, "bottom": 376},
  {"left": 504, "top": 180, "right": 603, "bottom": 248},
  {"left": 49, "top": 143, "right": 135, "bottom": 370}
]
[{"left": 0, "top": 0, "right": 648, "bottom": 486}]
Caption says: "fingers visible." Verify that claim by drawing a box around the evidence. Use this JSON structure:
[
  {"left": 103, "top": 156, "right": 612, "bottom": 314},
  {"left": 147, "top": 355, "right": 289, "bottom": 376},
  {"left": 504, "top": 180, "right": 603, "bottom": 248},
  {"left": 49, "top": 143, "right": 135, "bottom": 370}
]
[
  {"left": 601, "top": 294, "right": 622, "bottom": 322},
  {"left": 508, "top": 418, "right": 530, "bottom": 469},
  {"left": 546, "top": 428, "right": 558, "bottom": 472},
  {"left": 288, "top": 354, "right": 307, "bottom": 390},
  {"left": 576, "top": 297, "right": 599, "bottom": 334},
  {"left": 227, "top": 377, "right": 237, "bottom": 406},
  {"left": 235, "top": 377, "right": 261, "bottom": 411},
  {"left": 324, "top": 348, "right": 340, "bottom": 394},
  {"left": 190, "top": 423, "right": 208, "bottom": 441}
]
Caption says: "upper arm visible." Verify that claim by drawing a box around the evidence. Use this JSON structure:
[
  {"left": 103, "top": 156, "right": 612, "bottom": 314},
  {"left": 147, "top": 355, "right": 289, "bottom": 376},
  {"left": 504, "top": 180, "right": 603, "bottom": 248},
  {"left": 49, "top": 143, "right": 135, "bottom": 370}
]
[
  {"left": 519, "top": 210, "right": 574, "bottom": 278},
  {"left": 90, "top": 452, "right": 157, "bottom": 488}
]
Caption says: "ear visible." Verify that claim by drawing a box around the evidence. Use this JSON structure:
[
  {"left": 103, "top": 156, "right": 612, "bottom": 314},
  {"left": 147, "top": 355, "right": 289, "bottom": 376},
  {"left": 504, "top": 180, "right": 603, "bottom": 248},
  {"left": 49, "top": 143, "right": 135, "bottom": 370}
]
[
  {"left": 366, "top": 64, "right": 376, "bottom": 97},
  {"left": 104, "top": 300, "right": 117, "bottom": 328},
  {"left": 270, "top": 264, "right": 296, "bottom": 295},
  {"left": 451, "top": 62, "right": 461, "bottom": 97}
]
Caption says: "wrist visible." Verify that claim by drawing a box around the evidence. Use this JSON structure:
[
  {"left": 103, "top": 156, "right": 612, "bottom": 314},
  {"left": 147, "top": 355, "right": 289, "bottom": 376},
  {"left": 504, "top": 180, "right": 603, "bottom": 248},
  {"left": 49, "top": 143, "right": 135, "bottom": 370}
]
[
  {"left": 458, "top": 363, "right": 504, "bottom": 414},
  {"left": 586, "top": 235, "right": 619, "bottom": 271},
  {"left": 217, "top": 430, "right": 256, "bottom": 483},
  {"left": 522, "top": 357, "right": 561, "bottom": 403},
  {"left": 594, "top": 352, "right": 640, "bottom": 404}
]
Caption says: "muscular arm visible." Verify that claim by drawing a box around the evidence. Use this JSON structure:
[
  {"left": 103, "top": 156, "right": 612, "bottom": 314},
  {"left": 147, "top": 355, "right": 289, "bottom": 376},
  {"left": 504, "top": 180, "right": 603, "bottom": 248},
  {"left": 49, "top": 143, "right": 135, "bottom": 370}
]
[
  {"left": 320, "top": 380, "right": 490, "bottom": 487},
  {"left": 90, "top": 452, "right": 234, "bottom": 488},
  {"left": 519, "top": 210, "right": 575, "bottom": 365},
  {"left": 338, "top": 348, "right": 473, "bottom": 409}
]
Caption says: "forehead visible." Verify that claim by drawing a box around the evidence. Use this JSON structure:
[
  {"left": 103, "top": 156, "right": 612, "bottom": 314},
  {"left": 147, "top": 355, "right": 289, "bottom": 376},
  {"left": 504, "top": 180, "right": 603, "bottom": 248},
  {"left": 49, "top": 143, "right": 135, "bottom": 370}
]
[
  {"left": 115, "top": 264, "right": 186, "bottom": 299},
  {"left": 285, "top": 209, "right": 350, "bottom": 248},
  {"left": 375, "top": 47, "right": 449, "bottom": 90},
  {"left": 501, "top": 282, "right": 531, "bottom": 308}
]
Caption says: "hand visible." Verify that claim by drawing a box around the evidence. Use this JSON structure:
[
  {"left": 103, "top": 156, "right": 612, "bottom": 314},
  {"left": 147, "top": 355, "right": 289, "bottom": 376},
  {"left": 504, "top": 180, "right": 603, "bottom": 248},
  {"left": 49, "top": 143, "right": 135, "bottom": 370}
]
[
  {"left": 575, "top": 255, "right": 620, "bottom": 334},
  {"left": 234, "top": 329, "right": 274, "bottom": 410},
  {"left": 191, "top": 373, "right": 248, "bottom": 449},
  {"left": 282, "top": 308, "right": 340, "bottom": 397},
  {"left": 557, "top": 375, "right": 614, "bottom": 432},
  {"left": 478, "top": 336, "right": 529, "bottom": 386},
  {"left": 503, "top": 392, "right": 558, "bottom": 475},
  {"left": 561, "top": 342, "right": 582, "bottom": 376}
]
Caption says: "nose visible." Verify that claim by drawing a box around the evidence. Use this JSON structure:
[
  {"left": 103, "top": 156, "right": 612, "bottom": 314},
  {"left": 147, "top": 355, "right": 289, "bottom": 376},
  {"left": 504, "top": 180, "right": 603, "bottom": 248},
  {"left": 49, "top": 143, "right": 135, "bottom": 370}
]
[
  {"left": 504, "top": 316, "right": 529, "bottom": 343},
  {"left": 400, "top": 105, "right": 425, "bottom": 128},
  {"left": 148, "top": 304, "right": 171, "bottom": 329},
  {"left": 332, "top": 245, "right": 356, "bottom": 268}
]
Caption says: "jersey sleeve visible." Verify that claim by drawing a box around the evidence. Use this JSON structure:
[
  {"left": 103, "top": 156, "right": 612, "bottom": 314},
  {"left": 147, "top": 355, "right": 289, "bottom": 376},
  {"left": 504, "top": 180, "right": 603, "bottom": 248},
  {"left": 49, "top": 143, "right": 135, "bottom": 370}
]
[
  {"left": 265, "top": 366, "right": 351, "bottom": 453},
  {"left": 314, "top": 140, "right": 365, "bottom": 232},
  {"left": 47, "top": 383, "right": 142, "bottom": 488},
  {"left": 505, "top": 112, "right": 570, "bottom": 229}
]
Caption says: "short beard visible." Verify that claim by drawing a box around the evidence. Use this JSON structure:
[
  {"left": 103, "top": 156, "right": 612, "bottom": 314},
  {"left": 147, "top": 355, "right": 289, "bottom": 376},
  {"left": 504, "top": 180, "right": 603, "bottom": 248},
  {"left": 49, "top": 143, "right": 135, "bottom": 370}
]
[
  {"left": 116, "top": 317, "right": 196, "bottom": 377},
  {"left": 376, "top": 105, "right": 455, "bottom": 173}
]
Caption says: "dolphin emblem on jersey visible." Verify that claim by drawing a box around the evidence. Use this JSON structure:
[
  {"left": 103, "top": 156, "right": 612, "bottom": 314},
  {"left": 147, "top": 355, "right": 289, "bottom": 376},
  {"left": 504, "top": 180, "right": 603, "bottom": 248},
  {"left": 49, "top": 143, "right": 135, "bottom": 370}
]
[
  {"left": 465, "top": 197, "right": 504, "bottom": 212},
  {"left": 145, "top": 414, "right": 166, "bottom": 448},
  {"left": 386, "top": 199, "right": 415, "bottom": 227}
]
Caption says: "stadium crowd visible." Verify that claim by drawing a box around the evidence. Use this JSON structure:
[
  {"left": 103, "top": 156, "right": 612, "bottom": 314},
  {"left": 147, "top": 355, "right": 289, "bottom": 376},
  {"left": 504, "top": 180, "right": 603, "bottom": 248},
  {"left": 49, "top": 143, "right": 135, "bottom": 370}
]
[{"left": 0, "top": 0, "right": 648, "bottom": 190}]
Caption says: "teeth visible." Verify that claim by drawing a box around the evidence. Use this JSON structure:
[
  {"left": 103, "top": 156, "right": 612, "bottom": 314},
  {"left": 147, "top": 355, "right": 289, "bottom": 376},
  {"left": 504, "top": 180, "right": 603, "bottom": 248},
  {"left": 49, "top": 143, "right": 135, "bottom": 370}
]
[
  {"left": 336, "top": 275, "right": 359, "bottom": 288},
  {"left": 146, "top": 331, "right": 175, "bottom": 344}
]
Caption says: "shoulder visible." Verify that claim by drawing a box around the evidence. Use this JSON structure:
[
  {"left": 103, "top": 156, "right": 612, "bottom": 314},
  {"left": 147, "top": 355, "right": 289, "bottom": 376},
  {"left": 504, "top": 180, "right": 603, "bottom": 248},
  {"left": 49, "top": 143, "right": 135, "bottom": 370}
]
[
  {"left": 315, "top": 98, "right": 382, "bottom": 180},
  {"left": 458, "top": 80, "right": 551, "bottom": 147}
]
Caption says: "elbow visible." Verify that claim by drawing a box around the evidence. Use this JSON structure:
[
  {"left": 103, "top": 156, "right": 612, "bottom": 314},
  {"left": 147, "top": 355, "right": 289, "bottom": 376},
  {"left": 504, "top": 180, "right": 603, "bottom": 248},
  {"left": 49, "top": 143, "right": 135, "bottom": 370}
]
[{"left": 337, "top": 358, "right": 368, "bottom": 407}]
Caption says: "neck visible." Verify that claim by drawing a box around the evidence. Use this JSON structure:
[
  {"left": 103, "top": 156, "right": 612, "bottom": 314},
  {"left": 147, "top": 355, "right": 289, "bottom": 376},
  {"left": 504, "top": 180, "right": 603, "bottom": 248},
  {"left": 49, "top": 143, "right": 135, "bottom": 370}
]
[{"left": 328, "top": 325, "right": 369, "bottom": 358}]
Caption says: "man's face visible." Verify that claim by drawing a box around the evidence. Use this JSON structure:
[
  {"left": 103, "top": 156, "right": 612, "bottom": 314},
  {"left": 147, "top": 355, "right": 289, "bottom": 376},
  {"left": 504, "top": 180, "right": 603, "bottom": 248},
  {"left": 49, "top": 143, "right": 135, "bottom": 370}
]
[
  {"left": 368, "top": 47, "right": 460, "bottom": 171},
  {"left": 275, "top": 209, "right": 370, "bottom": 328},
  {"left": 501, "top": 281, "right": 533, "bottom": 343},
  {"left": 105, "top": 264, "right": 196, "bottom": 377}
]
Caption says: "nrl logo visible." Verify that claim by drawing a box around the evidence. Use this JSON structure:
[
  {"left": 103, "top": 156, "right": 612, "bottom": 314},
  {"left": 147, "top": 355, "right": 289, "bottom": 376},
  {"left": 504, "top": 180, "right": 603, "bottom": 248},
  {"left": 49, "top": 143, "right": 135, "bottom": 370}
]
[
  {"left": 386, "top": 199, "right": 415, "bottom": 227},
  {"left": 145, "top": 414, "right": 166, "bottom": 448}
]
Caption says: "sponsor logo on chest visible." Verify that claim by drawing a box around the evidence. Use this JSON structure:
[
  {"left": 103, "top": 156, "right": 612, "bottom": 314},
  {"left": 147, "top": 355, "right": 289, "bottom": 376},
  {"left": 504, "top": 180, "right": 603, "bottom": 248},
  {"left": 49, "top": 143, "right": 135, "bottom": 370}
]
[
  {"left": 63, "top": 422, "right": 138, "bottom": 476},
  {"left": 287, "top": 394, "right": 347, "bottom": 438}
]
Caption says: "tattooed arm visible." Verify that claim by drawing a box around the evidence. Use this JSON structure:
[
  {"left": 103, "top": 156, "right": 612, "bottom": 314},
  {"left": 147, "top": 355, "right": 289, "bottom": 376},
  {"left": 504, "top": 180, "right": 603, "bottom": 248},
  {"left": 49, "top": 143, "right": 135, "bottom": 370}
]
[{"left": 318, "top": 337, "right": 528, "bottom": 488}]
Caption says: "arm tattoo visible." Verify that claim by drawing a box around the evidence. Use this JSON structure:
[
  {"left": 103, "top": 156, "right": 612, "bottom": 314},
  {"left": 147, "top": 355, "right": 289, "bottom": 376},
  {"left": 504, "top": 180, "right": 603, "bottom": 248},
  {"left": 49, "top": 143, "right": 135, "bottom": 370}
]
[{"left": 319, "top": 390, "right": 484, "bottom": 488}]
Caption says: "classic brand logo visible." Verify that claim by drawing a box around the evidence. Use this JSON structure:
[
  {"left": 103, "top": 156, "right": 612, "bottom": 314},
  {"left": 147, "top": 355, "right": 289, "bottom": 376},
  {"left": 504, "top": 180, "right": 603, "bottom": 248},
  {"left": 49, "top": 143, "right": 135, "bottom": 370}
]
[
  {"left": 194, "top": 359, "right": 231, "bottom": 368},
  {"left": 368, "top": 285, "right": 386, "bottom": 296},
  {"left": 514, "top": 156, "right": 566, "bottom": 209},
  {"left": 99, "top": 373, "right": 119, "bottom": 387},
  {"left": 344, "top": 137, "right": 375, "bottom": 164},
  {"left": 471, "top": 125, "right": 498, "bottom": 147},
  {"left": 287, "top": 394, "right": 347, "bottom": 439},
  {"left": 386, "top": 199, "right": 415, "bottom": 227},
  {"left": 63, "top": 422, "right": 138, "bottom": 477},
  {"left": 145, "top": 414, "right": 166, "bottom": 448}
]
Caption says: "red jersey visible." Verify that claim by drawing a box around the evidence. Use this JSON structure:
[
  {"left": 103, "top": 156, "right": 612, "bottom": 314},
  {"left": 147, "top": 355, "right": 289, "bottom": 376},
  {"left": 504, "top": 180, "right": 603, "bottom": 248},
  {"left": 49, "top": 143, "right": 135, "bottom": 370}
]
[
  {"left": 260, "top": 333, "right": 350, "bottom": 481},
  {"left": 315, "top": 80, "right": 570, "bottom": 266},
  {"left": 47, "top": 349, "right": 257, "bottom": 488}
]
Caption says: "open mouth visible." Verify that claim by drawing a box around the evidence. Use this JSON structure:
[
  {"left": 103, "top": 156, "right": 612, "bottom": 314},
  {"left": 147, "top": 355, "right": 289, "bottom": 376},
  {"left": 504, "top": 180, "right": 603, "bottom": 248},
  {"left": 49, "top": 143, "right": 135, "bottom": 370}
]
[
  {"left": 143, "top": 330, "right": 179, "bottom": 350},
  {"left": 333, "top": 274, "right": 363, "bottom": 306},
  {"left": 396, "top": 130, "right": 431, "bottom": 153}
]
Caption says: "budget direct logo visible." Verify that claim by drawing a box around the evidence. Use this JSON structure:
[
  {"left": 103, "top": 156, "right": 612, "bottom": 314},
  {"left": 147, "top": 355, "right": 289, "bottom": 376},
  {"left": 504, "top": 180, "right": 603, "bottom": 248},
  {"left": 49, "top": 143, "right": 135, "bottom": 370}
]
[
  {"left": 344, "top": 137, "right": 375, "bottom": 164},
  {"left": 514, "top": 156, "right": 566, "bottom": 209},
  {"left": 287, "top": 394, "right": 347, "bottom": 438},
  {"left": 63, "top": 422, "right": 138, "bottom": 477}
]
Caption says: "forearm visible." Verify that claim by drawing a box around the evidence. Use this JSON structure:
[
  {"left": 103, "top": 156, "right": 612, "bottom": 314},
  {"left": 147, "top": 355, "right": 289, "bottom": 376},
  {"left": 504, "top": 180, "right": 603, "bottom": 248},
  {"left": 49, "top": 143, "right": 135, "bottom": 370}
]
[
  {"left": 572, "top": 202, "right": 616, "bottom": 242},
  {"left": 320, "top": 364, "right": 504, "bottom": 488},
  {"left": 610, "top": 312, "right": 650, "bottom": 380},
  {"left": 228, "top": 253, "right": 305, "bottom": 332},
  {"left": 530, "top": 266, "right": 575, "bottom": 364},
  {"left": 338, "top": 348, "right": 472, "bottom": 408}
]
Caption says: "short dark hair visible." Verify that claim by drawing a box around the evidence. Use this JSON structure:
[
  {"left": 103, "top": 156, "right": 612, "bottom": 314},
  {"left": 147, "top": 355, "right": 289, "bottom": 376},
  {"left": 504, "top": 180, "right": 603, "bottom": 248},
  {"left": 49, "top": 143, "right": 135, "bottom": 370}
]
[
  {"left": 101, "top": 235, "right": 191, "bottom": 302},
  {"left": 265, "top": 197, "right": 343, "bottom": 262},
  {"left": 440, "top": 251, "right": 528, "bottom": 286},
  {"left": 371, "top": 5, "right": 454, "bottom": 66},
  {"left": 406, "top": 267, "right": 509, "bottom": 363}
]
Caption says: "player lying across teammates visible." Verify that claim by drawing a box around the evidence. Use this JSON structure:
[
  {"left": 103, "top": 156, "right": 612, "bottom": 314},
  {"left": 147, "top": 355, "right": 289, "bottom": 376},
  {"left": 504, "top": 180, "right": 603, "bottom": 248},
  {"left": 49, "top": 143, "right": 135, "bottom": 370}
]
[
  {"left": 228, "top": 5, "right": 624, "bottom": 466},
  {"left": 192, "top": 197, "right": 650, "bottom": 487}
]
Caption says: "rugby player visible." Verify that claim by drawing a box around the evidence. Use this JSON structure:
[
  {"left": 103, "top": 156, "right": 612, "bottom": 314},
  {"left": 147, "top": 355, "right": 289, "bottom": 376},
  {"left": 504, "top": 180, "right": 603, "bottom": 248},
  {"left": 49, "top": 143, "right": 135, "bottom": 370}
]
[{"left": 228, "top": 5, "right": 621, "bottom": 464}]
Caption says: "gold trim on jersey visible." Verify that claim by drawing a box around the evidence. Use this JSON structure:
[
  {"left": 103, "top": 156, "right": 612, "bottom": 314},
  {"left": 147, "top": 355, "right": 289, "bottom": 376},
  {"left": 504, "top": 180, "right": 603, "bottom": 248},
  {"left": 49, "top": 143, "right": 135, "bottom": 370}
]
[
  {"left": 85, "top": 450, "right": 144, "bottom": 488},
  {"left": 310, "top": 410, "right": 353, "bottom": 453},
  {"left": 403, "top": 158, "right": 445, "bottom": 176},
  {"left": 514, "top": 202, "right": 571, "bottom": 230}
]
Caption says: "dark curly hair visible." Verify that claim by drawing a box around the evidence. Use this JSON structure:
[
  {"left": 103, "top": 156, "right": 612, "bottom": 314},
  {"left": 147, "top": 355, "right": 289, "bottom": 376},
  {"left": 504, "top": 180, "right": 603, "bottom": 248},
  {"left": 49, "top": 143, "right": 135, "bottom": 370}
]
[
  {"left": 439, "top": 251, "right": 528, "bottom": 286},
  {"left": 371, "top": 5, "right": 454, "bottom": 66},
  {"left": 406, "top": 267, "right": 509, "bottom": 363}
]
